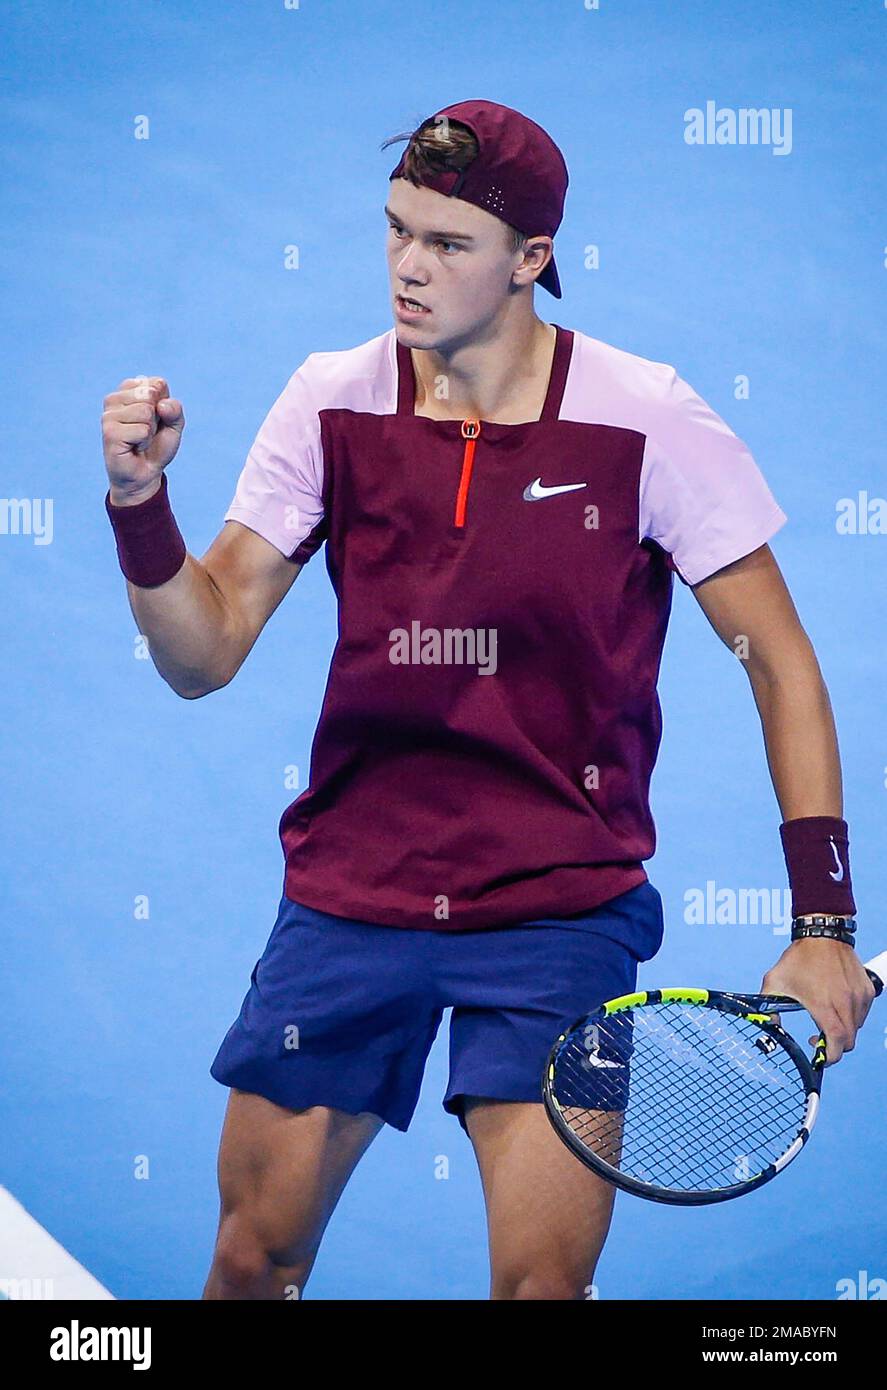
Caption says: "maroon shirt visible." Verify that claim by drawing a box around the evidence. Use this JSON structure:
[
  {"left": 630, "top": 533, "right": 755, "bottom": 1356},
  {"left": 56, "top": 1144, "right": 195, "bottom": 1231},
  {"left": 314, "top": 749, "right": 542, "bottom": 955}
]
[{"left": 225, "top": 324, "right": 787, "bottom": 929}]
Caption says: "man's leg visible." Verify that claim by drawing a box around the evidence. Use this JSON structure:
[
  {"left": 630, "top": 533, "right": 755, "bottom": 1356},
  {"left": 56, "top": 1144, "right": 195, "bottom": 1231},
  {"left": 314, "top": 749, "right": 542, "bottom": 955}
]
[
  {"left": 463, "top": 1096, "right": 618, "bottom": 1301},
  {"left": 203, "top": 1088, "right": 384, "bottom": 1300}
]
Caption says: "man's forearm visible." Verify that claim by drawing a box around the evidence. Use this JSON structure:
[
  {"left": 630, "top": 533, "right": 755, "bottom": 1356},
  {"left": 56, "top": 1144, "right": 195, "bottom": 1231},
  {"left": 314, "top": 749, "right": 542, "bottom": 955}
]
[
  {"left": 745, "top": 640, "right": 844, "bottom": 823},
  {"left": 107, "top": 477, "right": 241, "bottom": 698},
  {"left": 121, "top": 553, "right": 238, "bottom": 699}
]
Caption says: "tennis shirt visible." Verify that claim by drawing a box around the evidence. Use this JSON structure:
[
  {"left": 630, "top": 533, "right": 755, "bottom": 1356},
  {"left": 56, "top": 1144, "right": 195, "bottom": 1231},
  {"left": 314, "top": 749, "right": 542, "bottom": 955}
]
[{"left": 225, "top": 324, "right": 787, "bottom": 931}]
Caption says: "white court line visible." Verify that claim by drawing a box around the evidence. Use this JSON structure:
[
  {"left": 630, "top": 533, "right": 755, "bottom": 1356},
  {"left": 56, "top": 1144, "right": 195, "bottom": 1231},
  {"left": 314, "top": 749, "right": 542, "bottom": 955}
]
[{"left": 0, "top": 1187, "right": 114, "bottom": 1300}]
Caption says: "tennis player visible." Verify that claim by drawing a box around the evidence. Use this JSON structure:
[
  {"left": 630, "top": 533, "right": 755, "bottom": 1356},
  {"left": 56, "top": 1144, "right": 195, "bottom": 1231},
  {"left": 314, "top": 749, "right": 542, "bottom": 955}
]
[{"left": 102, "top": 100, "right": 877, "bottom": 1300}]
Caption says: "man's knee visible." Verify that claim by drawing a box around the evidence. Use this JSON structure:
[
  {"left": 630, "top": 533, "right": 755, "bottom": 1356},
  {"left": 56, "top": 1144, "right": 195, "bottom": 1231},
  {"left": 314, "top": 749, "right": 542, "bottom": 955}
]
[
  {"left": 206, "top": 1216, "right": 312, "bottom": 1299},
  {"left": 491, "top": 1264, "right": 592, "bottom": 1301}
]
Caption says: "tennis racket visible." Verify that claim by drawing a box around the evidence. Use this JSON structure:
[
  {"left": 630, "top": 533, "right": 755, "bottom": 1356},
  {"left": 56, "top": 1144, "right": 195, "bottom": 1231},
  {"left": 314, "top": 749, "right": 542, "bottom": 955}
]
[{"left": 543, "top": 950, "right": 886, "bottom": 1205}]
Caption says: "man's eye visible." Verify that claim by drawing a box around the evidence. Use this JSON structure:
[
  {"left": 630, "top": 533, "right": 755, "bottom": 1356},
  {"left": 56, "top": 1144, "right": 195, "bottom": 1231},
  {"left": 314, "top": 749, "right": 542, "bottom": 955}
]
[{"left": 388, "top": 226, "right": 458, "bottom": 254}]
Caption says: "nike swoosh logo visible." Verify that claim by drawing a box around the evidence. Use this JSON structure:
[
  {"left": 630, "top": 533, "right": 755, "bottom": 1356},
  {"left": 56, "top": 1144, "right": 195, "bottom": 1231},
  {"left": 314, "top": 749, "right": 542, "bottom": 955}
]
[
  {"left": 523, "top": 477, "right": 587, "bottom": 501},
  {"left": 828, "top": 836, "right": 845, "bottom": 882}
]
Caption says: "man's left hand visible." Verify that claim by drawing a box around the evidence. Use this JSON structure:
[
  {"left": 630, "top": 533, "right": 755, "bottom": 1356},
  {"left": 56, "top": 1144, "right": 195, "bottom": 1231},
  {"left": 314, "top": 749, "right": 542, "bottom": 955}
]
[{"left": 760, "top": 937, "right": 877, "bottom": 1065}]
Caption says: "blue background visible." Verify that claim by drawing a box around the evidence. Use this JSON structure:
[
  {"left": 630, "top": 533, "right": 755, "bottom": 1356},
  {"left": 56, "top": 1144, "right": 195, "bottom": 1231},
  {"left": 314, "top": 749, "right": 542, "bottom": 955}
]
[{"left": 1, "top": 0, "right": 884, "bottom": 1300}]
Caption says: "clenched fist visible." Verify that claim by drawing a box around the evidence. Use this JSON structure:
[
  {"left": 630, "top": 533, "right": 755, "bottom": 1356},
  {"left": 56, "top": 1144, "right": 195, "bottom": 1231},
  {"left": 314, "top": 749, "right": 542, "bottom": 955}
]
[{"left": 102, "top": 376, "right": 185, "bottom": 505}]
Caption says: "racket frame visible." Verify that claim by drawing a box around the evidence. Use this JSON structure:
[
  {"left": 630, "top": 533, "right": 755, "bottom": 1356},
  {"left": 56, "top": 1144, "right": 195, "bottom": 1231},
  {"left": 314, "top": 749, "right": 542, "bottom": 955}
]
[{"left": 543, "top": 986, "right": 825, "bottom": 1206}]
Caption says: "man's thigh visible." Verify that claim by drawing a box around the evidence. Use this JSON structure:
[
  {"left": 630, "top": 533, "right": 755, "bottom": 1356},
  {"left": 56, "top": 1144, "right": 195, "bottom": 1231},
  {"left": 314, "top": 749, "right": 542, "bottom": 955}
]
[
  {"left": 207, "top": 1089, "right": 385, "bottom": 1296},
  {"left": 463, "top": 1096, "right": 618, "bottom": 1301}
]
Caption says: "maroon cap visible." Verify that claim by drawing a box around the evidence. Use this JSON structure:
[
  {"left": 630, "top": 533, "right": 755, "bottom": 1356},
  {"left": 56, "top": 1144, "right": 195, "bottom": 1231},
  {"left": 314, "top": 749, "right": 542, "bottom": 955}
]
[{"left": 388, "top": 99, "right": 569, "bottom": 299}]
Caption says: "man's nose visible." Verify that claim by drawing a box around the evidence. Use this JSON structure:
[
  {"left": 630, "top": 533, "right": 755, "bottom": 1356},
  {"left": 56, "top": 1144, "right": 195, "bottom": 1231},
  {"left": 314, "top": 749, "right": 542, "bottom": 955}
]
[{"left": 394, "top": 239, "right": 429, "bottom": 284}]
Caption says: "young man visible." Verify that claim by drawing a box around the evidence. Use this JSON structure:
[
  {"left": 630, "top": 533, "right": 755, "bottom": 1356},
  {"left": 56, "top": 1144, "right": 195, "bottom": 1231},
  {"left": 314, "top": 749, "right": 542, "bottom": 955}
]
[{"left": 102, "top": 100, "right": 876, "bottom": 1300}]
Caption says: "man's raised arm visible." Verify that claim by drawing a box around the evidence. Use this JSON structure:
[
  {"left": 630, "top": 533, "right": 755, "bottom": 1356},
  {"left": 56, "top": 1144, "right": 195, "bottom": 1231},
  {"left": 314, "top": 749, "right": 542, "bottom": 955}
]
[{"left": 102, "top": 375, "right": 301, "bottom": 699}]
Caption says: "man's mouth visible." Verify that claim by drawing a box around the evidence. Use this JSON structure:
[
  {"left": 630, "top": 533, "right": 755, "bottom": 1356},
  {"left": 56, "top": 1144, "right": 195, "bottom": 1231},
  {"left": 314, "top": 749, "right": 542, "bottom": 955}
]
[{"left": 397, "top": 294, "right": 431, "bottom": 314}]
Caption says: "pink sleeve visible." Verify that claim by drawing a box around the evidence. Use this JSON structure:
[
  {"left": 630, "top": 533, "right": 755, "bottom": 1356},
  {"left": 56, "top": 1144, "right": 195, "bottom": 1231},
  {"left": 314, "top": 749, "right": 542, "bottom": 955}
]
[
  {"left": 639, "top": 368, "right": 787, "bottom": 586},
  {"left": 224, "top": 357, "right": 325, "bottom": 561}
]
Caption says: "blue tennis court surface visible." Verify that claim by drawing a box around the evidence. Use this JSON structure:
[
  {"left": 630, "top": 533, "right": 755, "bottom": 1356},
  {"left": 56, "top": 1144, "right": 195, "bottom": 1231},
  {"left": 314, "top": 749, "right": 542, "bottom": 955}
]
[{"left": 2, "top": 0, "right": 884, "bottom": 1298}]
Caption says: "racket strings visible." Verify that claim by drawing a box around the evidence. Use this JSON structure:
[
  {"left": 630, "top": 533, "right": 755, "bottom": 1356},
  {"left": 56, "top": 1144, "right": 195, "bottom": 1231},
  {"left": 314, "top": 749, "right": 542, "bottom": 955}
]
[
  {"left": 553, "top": 1003, "right": 809, "bottom": 1193},
  {"left": 625, "top": 1015, "right": 801, "bottom": 1182}
]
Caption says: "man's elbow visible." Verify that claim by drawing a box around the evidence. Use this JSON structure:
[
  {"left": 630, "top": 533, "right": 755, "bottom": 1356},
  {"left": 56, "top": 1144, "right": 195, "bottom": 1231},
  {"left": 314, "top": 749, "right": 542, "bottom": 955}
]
[
  {"left": 743, "top": 629, "right": 823, "bottom": 692},
  {"left": 168, "top": 669, "right": 226, "bottom": 700},
  {"left": 163, "top": 638, "right": 245, "bottom": 700}
]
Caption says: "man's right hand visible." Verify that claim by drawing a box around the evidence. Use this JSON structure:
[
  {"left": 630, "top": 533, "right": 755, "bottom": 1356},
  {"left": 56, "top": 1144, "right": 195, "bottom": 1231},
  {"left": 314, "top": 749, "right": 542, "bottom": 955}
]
[
  {"left": 100, "top": 375, "right": 304, "bottom": 697},
  {"left": 102, "top": 375, "right": 186, "bottom": 505}
]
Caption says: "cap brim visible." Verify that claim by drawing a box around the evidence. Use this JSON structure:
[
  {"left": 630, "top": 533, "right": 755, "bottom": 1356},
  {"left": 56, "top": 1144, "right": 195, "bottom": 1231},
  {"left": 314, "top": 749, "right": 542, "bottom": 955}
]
[{"left": 536, "top": 253, "right": 562, "bottom": 298}]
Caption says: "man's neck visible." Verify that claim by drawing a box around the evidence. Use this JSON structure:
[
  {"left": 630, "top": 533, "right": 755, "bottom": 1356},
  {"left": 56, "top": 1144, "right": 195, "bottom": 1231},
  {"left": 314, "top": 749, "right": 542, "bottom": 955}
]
[{"left": 411, "top": 316, "right": 557, "bottom": 425}]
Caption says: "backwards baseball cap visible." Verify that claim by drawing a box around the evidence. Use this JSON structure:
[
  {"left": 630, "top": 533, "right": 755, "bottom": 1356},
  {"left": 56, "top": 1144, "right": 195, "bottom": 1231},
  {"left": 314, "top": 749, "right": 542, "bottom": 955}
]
[{"left": 388, "top": 99, "right": 569, "bottom": 299}]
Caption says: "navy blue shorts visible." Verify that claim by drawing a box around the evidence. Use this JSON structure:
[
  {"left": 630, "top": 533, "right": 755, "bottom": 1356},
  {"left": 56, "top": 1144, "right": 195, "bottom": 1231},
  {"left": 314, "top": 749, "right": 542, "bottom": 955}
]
[{"left": 210, "top": 881, "right": 664, "bottom": 1134}]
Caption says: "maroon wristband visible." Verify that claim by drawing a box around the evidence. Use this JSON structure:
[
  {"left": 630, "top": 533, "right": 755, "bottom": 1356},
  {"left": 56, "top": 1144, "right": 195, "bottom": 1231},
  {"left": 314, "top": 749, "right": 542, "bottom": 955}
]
[
  {"left": 105, "top": 471, "right": 187, "bottom": 587},
  {"left": 779, "top": 815, "right": 857, "bottom": 918}
]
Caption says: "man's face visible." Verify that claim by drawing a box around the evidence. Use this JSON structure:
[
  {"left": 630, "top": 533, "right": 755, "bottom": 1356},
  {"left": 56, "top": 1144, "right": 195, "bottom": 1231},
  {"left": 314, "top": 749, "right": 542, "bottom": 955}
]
[{"left": 385, "top": 177, "right": 529, "bottom": 351}]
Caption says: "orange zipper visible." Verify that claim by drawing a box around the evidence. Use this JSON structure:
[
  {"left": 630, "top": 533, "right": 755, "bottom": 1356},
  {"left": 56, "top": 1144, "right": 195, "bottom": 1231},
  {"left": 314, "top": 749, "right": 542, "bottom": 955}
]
[{"left": 454, "top": 418, "right": 481, "bottom": 527}]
